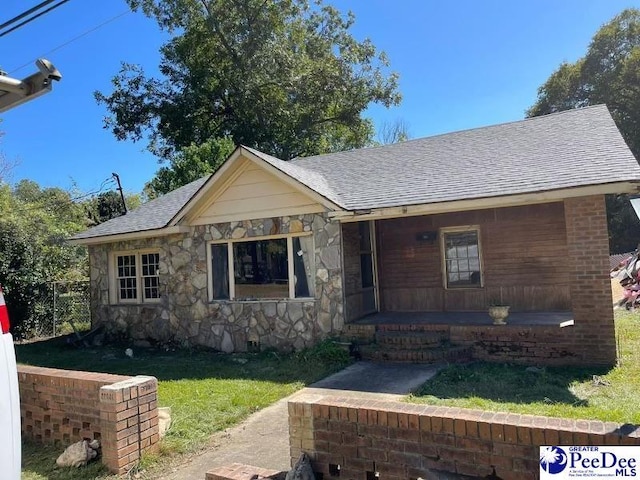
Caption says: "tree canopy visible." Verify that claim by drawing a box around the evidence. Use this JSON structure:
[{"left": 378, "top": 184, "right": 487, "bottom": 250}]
[
  {"left": 0, "top": 181, "right": 88, "bottom": 337},
  {"left": 96, "top": 0, "right": 401, "bottom": 196},
  {"left": 527, "top": 8, "right": 640, "bottom": 253},
  {"left": 0, "top": 172, "right": 140, "bottom": 337}
]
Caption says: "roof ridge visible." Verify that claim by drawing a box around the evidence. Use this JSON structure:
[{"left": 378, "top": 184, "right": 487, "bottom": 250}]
[{"left": 292, "top": 104, "right": 610, "bottom": 163}]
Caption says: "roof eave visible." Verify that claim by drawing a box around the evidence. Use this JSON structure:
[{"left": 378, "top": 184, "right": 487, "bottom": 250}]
[
  {"left": 330, "top": 181, "right": 640, "bottom": 223},
  {"left": 68, "top": 225, "right": 191, "bottom": 246}
]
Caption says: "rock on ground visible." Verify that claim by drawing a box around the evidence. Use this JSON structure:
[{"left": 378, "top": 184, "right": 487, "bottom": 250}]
[{"left": 56, "top": 439, "right": 100, "bottom": 468}]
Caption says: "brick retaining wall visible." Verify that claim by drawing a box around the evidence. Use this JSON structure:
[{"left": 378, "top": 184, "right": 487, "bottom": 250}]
[
  {"left": 449, "top": 324, "right": 577, "bottom": 365},
  {"left": 289, "top": 394, "right": 640, "bottom": 480},
  {"left": 18, "top": 365, "right": 160, "bottom": 474}
]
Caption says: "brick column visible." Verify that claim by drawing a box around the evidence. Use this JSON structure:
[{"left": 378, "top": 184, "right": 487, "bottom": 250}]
[
  {"left": 564, "top": 195, "right": 616, "bottom": 366},
  {"left": 288, "top": 394, "right": 318, "bottom": 467},
  {"left": 99, "top": 376, "right": 159, "bottom": 474}
]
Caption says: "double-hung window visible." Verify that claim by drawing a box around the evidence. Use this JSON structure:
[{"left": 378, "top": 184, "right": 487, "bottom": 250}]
[
  {"left": 209, "top": 235, "right": 314, "bottom": 300},
  {"left": 441, "top": 228, "right": 482, "bottom": 288},
  {"left": 113, "top": 251, "right": 161, "bottom": 303}
]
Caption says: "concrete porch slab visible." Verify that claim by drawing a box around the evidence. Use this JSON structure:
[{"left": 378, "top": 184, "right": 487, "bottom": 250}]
[{"left": 351, "top": 310, "right": 574, "bottom": 327}]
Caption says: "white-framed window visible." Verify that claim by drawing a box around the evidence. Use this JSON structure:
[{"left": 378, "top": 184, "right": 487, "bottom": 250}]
[
  {"left": 111, "top": 251, "right": 161, "bottom": 303},
  {"left": 208, "top": 234, "right": 314, "bottom": 301},
  {"left": 441, "top": 227, "right": 483, "bottom": 289}
]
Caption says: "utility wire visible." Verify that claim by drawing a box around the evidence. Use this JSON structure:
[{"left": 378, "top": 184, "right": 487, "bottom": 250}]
[
  {"left": 7, "top": 177, "right": 117, "bottom": 213},
  {"left": 0, "top": 0, "right": 58, "bottom": 31},
  {"left": 8, "top": 9, "right": 131, "bottom": 75},
  {"left": 0, "top": 0, "right": 72, "bottom": 38}
]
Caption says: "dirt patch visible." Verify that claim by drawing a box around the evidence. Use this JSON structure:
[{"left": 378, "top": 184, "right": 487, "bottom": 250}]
[{"left": 612, "top": 277, "right": 625, "bottom": 306}]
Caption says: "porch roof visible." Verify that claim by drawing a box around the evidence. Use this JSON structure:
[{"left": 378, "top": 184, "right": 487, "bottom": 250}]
[{"left": 292, "top": 105, "right": 640, "bottom": 210}]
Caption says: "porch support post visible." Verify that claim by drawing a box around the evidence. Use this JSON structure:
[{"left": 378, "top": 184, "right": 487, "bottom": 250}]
[{"left": 564, "top": 195, "right": 616, "bottom": 366}]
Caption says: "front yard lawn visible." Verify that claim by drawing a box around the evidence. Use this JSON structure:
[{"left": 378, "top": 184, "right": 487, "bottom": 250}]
[
  {"left": 409, "top": 310, "right": 640, "bottom": 424},
  {"left": 17, "top": 337, "right": 350, "bottom": 480}
]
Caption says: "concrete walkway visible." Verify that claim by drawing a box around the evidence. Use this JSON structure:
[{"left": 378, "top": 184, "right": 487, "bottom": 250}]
[{"left": 157, "top": 362, "right": 441, "bottom": 480}]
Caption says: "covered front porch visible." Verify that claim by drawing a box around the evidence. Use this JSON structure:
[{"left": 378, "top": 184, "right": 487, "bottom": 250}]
[{"left": 338, "top": 196, "right": 616, "bottom": 366}]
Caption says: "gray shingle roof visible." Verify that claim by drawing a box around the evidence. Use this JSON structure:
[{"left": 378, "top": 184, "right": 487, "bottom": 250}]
[
  {"left": 73, "top": 105, "right": 640, "bottom": 241},
  {"left": 71, "top": 176, "right": 208, "bottom": 240},
  {"left": 610, "top": 253, "right": 633, "bottom": 271},
  {"left": 291, "top": 104, "right": 640, "bottom": 210}
]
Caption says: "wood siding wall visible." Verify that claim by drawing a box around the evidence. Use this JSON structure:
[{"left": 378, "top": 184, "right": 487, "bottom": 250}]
[
  {"left": 192, "top": 162, "right": 324, "bottom": 224},
  {"left": 376, "top": 202, "right": 571, "bottom": 312},
  {"left": 343, "top": 222, "right": 365, "bottom": 322}
]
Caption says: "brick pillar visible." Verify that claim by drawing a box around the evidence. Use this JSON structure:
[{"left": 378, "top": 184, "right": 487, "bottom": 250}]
[
  {"left": 564, "top": 195, "right": 616, "bottom": 366},
  {"left": 99, "top": 376, "right": 159, "bottom": 474},
  {"left": 288, "top": 394, "right": 317, "bottom": 467}
]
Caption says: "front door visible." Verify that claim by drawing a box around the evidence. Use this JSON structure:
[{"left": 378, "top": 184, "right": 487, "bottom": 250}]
[{"left": 359, "top": 221, "right": 378, "bottom": 314}]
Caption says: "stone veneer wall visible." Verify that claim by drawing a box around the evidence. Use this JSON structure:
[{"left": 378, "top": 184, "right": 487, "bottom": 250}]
[{"left": 89, "top": 213, "right": 344, "bottom": 352}]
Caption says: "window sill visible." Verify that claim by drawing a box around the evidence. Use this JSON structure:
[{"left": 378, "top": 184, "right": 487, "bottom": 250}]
[
  {"left": 210, "top": 298, "right": 315, "bottom": 304},
  {"left": 109, "top": 301, "right": 161, "bottom": 306},
  {"left": 444, "top": 286, "right": 483, "bottom": 290}
]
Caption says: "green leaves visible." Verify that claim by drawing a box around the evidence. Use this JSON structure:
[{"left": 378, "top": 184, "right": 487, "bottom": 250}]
[
  {"left": 0, "top": 182, "right": 89, "bottom": 337},
  {"left": 143, "top": 137, "right": 235, "bottom": 198},
  {"left": 528, "top": 8, "right": 640, "bottom": 253},
  {"left": 96, "top": 0, "right": 400, "bottom": 195}
]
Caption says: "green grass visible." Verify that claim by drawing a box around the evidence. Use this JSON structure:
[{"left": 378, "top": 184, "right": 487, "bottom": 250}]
[
  {"left": 17, "top": 337, "right": 351, "bottom": 480},
  {"left": 409, "top": 310, "right": 640, "bottom": 424},
  {"left": 21, "top": 441, "right": 113, "bottom": 480}
]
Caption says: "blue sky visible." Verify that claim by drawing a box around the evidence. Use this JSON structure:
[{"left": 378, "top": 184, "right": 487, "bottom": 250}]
[{"left": 1, "top": 0, "right": 638, "bottom": 196}]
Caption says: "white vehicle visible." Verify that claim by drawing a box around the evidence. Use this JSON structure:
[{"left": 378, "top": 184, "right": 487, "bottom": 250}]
[
  {"left": 0, "top": 58, "right": 61, "bottom": 479},
  {"left": 0, "top": 285, "right": 20, "bottom": 479}
]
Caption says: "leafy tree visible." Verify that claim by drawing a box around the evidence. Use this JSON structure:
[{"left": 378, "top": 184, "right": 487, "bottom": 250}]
[
  {"left": 527, "top": 9, "right": 640, "bottom": 253},
  {"left": 96, "top": 0, "right": 400, "bottom": 195},
  {"left": 144, "top": 137, "right": 235, "bottom": 198},
  {"left": 85, "top": 190, "right": 143, "bottom": 223},
  {"left": 0, "top": 182, "right": 89, "bottom": 337},
  {"left": 85, "top": 190, "right": 126, "bottom": 224}
]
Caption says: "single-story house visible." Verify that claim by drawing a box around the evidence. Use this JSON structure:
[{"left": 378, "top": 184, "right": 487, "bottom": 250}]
[{"left": 71, "top": 105, "right": 640, "bottom": 366}]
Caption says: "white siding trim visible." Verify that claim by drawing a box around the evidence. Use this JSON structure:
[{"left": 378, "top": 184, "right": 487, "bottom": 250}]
[
  {"left": 227, "top": 242, "right": 236, "bottom": 300},
  {"left": 287, "top": 237, "right": 295, "bottom": 299},
  {"left": 109, "top": 249, "right": 162, "bottom": 305},
  {"left": 208, "top": 232, "right": 314, "bottom": 301},
  {"left": 330, "top": 182, "right": 639, "bottom": 223}
]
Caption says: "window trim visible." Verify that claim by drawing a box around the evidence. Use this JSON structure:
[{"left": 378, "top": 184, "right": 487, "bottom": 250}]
[
  {"left": 109, "top": 249, "right": 162, "bottom": 304},
  {"left": 439, "top": 225, "right": 484, "bottom": 290},
  {"left": 207, "top": 232, "right": 314, "bottom": 301}
]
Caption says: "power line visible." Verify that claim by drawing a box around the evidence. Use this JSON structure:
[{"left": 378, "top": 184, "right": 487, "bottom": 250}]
[
  {"left": 0, "top": 0, "right": 58, "bottom": 31},
  {"left": 8, "top": 9, "right": 131, "bottom": 75},
  {"left": 7, "top": 177, "right": 117, "bottom": 213},
  {"left": 0, "top": 0, "right": 72, "bottom": 38}
]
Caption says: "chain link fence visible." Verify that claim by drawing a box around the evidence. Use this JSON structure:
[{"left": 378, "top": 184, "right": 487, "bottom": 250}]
[{"left": 52, "top": 281, "right": 91, "bottom": 337}]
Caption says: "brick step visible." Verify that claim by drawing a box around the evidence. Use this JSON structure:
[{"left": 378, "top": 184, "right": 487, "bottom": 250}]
[
  {"left": 376, "top": 323, "right": 450, "bottom": 334},
  {"left": 375, "top": 331, "right": 448, "bottom": 349},
  {"left": 361, "top": 345, "right": 472, "bottom": 364},
  {"left": 342, "top": 324, "right": 377, "bottom": 343}
]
